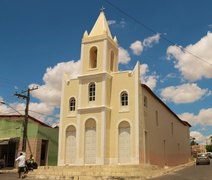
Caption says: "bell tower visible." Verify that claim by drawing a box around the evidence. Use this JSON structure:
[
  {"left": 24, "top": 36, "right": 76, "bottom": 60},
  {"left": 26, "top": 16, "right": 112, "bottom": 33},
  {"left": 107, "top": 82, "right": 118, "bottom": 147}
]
[
  {"left": 76, "top": 11, "right": 118, "bottom": 165},
  {"left": 80, "top": 11, "right": 118, "bottom": 76}
]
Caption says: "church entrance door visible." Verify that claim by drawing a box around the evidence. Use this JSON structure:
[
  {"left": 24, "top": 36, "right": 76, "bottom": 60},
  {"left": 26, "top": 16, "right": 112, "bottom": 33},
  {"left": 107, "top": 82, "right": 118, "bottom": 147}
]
[
  {"left": 65, "top": 126, "right": 76, "bottom": 164},
  {"left": 118, "top": 121, "right": 130, "bottom": 163},
  {"left": 85, "top": 119, "right": 96, "bottom": 164}
]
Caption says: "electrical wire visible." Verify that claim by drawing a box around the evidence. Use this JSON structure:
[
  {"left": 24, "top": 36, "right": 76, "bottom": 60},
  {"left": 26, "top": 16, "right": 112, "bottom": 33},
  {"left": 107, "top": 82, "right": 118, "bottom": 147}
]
[
  {"left": 103, "top": 0, "right": 212, "bottom": 66},
  {"left": 28, "top": 110, "right": 59, "bottom": 119}
]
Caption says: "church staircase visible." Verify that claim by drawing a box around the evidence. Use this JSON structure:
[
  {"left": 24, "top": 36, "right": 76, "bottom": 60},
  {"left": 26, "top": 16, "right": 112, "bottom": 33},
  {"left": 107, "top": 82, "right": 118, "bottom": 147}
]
[{"left": 28, "top": 164, "right": 163, "bottom": 179}]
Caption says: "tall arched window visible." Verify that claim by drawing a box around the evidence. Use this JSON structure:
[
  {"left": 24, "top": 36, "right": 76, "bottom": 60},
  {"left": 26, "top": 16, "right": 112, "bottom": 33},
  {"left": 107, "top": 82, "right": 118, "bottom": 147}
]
[
  {"left": 110, "top": 51, "right": 114, "bottom": 71},
  {"left": 89, "top": 47, "right": 97, "bottom": 68},
  {"left": 69, "top": 97, "right": 76, "bottom": 111},
  {"left": 121, "top": 91, "right": 128, "bottom": 106},
  {"left": 89, "top": 82, "right": 95, "bottom": 101}
]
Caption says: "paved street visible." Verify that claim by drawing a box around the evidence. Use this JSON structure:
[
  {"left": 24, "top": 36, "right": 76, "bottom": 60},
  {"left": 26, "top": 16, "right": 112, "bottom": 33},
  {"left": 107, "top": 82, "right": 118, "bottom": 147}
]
[
  {"left": 149, "top": 160, "right": 212, "bottom": 180},
  {"left": 0, "top": 172, "right": 35, "bottom": 180}
]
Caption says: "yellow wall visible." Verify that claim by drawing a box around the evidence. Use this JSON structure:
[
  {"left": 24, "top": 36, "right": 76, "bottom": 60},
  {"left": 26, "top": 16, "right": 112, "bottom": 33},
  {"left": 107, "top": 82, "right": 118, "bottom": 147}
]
[{"left": 58, "top": 12, "right": 190, "bottom": 167}]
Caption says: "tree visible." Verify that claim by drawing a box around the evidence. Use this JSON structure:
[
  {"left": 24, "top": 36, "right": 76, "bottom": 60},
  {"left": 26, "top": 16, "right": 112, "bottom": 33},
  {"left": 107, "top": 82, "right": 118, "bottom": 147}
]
[
  {"left": 206, "top": 145, "right": 212, "bottom": 152},
  {"left": 190, "top": 137, "right": 198, "bottom": 146}
]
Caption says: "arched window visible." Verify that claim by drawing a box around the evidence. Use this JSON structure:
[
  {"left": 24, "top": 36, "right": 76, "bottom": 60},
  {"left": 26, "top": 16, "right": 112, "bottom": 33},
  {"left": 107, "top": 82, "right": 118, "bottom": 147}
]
[
  {"left": 121, "top": 91, "right": 128, "bottom": 106},
  {"left": 69, "top": 97, "right": 76, "bottom": 111},
  {"left": 89, "top": 82, "right": 95, "bottom": 101},
  {"left": 89, "top": 47, "right": 97, "bottom": 68},
  {"left": 110, "top": 51, "right": 114, "bottom": 71}
]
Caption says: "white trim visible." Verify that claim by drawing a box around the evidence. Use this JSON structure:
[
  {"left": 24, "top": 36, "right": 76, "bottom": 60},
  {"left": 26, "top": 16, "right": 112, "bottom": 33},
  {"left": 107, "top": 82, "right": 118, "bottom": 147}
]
[
  {"left": 103, "top": 40, "right": 107, "bottom": 71},
  {"left": 57, "top": 75, "right": 66, "bottom": 166},
  {"left": 80, "top": 44, "right": 84, "bottom": 74},
  {"left": 78, "top": 106, "right": 111, "bottom": 112},
  {"left": 78, "top": 72, "right": 112, "bottom": 80},
  {"left": 101, "top": 110, "right": 106, "bottom": 164},
  {"left": 134, "top": 64, "right": 140, "bottom": 164},
  {"left": 102, "top": 75, "right": 106, "bottom": 106},
  {"left": 78, "top": 79, "right": 82, "bottom": 108},
  {"left": 76, "top": 78, "right": 82, "bottom": 165},
  {"left": 76, "top": 114, "right": 81, "bottom": 165}
]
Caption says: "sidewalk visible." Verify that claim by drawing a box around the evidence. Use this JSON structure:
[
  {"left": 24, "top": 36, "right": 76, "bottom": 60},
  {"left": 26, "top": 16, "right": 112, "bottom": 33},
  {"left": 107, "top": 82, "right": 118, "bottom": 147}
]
[
  {"left": 147, "top": 161, "right": 195, "bottom": 179},
  {"left": 0, "top": 167, "right": 17, "bottom": 173}
]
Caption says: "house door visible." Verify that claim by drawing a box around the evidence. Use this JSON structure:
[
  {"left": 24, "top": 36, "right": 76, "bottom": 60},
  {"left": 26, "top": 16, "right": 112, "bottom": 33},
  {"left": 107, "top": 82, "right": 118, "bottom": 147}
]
[
  {"left": 85, "top": 119, "right": 96, "bottom": 164},
  {"left": 65, "top": 126, "right": 76, "bottom": 164},
  {"left": 118, "top": 121, "right": 130, "bottom": 163},
  {"left": 40, "top": 140, "right": 48, "bottom": 166}
]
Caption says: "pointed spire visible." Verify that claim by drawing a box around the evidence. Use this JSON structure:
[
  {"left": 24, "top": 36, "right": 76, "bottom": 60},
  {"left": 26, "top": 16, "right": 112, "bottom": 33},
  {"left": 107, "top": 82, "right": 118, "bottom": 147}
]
[
  {"left": 89, "top": 11, "right": 112, "bottom": 38},
  {"left": 83, "top": 30, "right": 89, "bottom": 38},
  {"left": 113, "top": 36, "right": 118, "bottom": 44}
]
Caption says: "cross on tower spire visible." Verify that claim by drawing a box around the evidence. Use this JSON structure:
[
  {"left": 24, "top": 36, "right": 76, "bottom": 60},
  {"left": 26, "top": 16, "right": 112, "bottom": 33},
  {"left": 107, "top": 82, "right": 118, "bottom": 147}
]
[{"left": 100, "top": 6, "right": 105, "bottom": 13}]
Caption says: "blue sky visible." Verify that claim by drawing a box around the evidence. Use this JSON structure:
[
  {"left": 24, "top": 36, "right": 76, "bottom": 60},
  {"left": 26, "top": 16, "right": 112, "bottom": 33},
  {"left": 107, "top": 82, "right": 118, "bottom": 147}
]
[{"left": 0, "top": 0, "right": 211, "bottom": 144}]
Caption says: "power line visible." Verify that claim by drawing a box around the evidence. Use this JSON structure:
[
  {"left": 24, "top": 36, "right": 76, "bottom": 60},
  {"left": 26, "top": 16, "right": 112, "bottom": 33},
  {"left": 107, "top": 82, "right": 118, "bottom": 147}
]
[
  {"left": 29, "top": 110, "right": 59, "bottom": 119},
  {"left": 103, "top": 0, "right": 212, "bottom": 66}
]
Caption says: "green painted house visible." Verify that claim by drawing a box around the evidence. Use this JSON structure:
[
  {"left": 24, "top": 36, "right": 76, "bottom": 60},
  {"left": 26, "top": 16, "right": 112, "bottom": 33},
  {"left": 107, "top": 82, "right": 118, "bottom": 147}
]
[{"left": 0, "top": 115, "right": 58, "bottom": 167}]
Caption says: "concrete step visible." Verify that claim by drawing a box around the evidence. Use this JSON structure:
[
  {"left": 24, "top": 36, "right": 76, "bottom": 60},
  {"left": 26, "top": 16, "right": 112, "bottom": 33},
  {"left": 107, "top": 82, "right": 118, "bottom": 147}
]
[{"left": 28, "top": 165, "right": 162, "bottom": 179}]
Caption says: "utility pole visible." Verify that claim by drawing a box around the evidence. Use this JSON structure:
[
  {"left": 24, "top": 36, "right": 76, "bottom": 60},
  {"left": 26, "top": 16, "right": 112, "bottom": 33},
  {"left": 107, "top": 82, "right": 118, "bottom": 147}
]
[{"left": 14, "top": 87, "right": 38, "bottom": 152}]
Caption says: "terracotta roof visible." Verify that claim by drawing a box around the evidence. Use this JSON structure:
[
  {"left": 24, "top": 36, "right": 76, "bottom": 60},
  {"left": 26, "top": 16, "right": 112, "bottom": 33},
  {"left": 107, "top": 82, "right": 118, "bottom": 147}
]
[
  {"left": 0, "top": 115, "right": 51, "bottom": 128},
  {"left": 141, "top": 84, "right": 191, "bottom": 127}
]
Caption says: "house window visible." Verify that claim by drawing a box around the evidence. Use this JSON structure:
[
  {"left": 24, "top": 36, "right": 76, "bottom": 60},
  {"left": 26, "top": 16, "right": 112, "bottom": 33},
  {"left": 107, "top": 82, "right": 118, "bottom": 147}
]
[
  {"left": 144, "top": 96, "right": 148, "bottom": 107},
  {"left": 69, "top": 97, "right": 76, "bottom": 111},
  {"left": 121, "top": 91, "right": 128, "bottom": 106},
  {"left": 155, "top": 110, "right": 159, "bottom": 127},
  {"left": 89, "top": 82, "right": 95, "bottom": 101},
  {"left": 89, "top": 47, "right": 97, "bottom": 69},
  {"left": 171, "top": 122, "right": 174, "bottom": 136}
]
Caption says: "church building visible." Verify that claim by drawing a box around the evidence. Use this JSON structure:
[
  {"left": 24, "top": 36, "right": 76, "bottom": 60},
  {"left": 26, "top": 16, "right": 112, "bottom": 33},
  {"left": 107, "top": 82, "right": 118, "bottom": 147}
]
[{"left": 58, "top": 11, "right": 191, "bottom": 167}]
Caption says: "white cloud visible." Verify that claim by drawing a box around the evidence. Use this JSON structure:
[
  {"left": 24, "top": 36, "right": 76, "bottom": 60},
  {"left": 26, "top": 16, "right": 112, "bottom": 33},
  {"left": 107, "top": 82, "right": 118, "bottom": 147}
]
[
  {"left": 140, "top": 64, "right": 158, "bottom": 90},
  {"left": 130, "top": 34, "right": 160, "bottom": 56},
  {"left": 143, "top": 33, "right": 160, "bottom": 48},
  {"left": 120, "top": 19, "right": 126, "bottom": 28},
  {"left": 108, "top": 19, "right": 126, "bottom": 28},
  {"left": 130, "top": 41, "right": 143, "bottom": 55},
  {"left": 179, "top": 108, "right": 212, "bottom": 126},
  {"left": 107, "top": 20, "right": 116, "bottom": 26},
  {"left": 30, "top": 60, "right": 81, "bottom": 107},
  {"left": 160, "top": 83, "right": 209, "bottom": 104},
  {"left": 28, "top": 102, "right": 56, "bottom": 123},
  {"left": 167, "top": 32, "right": 212, "bottom": 81},
  {"left": 190, "top": 131, "right": 207, "bottom": 144},
  {"left": 118, "top": 47, "right": 131, "bottom": 64},
  {"left": 0, "top": 101, "right": 25, "bottom": 115}
]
